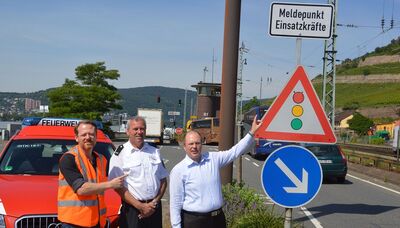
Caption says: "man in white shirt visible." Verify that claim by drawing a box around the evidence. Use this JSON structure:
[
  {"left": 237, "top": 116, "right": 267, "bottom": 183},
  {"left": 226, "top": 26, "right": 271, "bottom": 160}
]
[
  {"left": 169, "top": 116, "right": 261, "bottom": 228},
  {"left": 109, "top": 116, "right": 168, "bottom": 228}
]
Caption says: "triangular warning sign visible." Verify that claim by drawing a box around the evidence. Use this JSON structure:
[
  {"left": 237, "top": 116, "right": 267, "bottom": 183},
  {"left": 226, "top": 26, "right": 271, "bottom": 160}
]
[{"left": 255, "top": 65, "right": 336, "bottom": 144}]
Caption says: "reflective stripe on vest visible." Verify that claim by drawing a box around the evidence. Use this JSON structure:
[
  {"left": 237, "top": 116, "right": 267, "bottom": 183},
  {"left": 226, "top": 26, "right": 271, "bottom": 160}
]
[
  {"left": 72, "top": 147, "right": 89, "bottom": 182},
  {"left": 58, "top": 180, "right": 105, "bottom": 196},
  {"left": 58, "top": 200, "right": 98, "bottom": 207},
  {"left": 100, "top": 208, "right": 107, "bottom": 216},
  {"left": 59, "top": 179, "right": 97, "bottom": 187}
]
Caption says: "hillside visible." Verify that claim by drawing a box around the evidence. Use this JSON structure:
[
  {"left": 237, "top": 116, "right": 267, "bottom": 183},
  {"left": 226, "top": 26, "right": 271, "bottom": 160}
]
[
  {"left": 336, "top": 36, "right": 400, "bottom": 76},
  {"left": 0, "top": 86, "right": 197, "bottom": 127},
  {"left": 306, "top": 37, "right": 400, "bottom": 120},
  {"left": 312, "top": 82, "right": 400, "bottom": 119}
]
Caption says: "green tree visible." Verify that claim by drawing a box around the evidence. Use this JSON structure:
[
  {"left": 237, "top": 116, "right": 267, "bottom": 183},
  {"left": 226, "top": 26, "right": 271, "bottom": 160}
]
[
  {"left": 48, "top": 62, "right": 122, "bottom": 120},
  {"left": 362, "top": 68, "right": 371, "bottom": 76},
  {"left": 242, "top": 97, "right": 261, "bottom": 113},
  {"left": 347, "top": 112, "right": 374, "bottom": 135}
]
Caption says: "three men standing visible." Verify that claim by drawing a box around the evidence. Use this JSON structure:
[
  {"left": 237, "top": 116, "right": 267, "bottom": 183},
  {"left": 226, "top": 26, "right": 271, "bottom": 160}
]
[{"left": 58, "top": 116, "right": 260, "bottom": 228}]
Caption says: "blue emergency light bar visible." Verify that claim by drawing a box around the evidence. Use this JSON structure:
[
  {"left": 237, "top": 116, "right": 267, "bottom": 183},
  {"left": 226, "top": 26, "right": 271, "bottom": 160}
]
[{"left": 22, "top": 117, "right": 104, "bottom": 130}]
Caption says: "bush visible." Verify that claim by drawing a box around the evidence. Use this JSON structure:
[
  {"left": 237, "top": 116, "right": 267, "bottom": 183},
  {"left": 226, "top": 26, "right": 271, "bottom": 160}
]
[
  {"left": 362, "top": 68, "right": 371, "bottom": 76},
  {"left": 231, "top": 211, "right": 284, "bottom": 228},
  {"left": 223, "top": 181, "right": 263, "bottom": 224},
  {"left": 222, "top": 181, "right": 286, "bottom": 228},
  {"left": 370, "top": 137, "right": 385, "bottom": 145}
]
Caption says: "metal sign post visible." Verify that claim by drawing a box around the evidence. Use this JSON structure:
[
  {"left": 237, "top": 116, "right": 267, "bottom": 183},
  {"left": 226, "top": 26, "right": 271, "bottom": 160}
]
[
  {"left": 397, "top": 127, "right": 400, "bottom": 162},
  {"left": 265, "top": 3, "right": 334, "bottom": 227},
  {"left": 261, "top": 146, "right": 323, "bottom": 228}
]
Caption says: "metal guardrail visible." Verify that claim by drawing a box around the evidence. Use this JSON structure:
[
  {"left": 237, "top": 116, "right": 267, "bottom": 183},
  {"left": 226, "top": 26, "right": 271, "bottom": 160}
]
[
  {"left": 339, "top": 143, "right": 392, "bottom": 155},
  {"left": 341, "top": 146, "right": 400, "bottom": 173}
]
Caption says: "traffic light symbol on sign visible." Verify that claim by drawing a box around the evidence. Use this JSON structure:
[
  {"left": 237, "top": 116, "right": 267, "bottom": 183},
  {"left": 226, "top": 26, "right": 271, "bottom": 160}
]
[{"left": 291, "top": 91, "right": 304, "bottom": 130}]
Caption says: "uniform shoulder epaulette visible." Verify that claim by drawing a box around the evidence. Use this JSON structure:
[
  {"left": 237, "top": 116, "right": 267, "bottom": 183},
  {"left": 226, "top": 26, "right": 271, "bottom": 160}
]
[{"left": 114, "top": 145, "right": 124, "bottom": 156}]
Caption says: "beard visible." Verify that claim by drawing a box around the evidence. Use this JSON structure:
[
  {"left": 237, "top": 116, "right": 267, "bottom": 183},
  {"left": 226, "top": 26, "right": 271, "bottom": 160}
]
[{"left": 82, "top": 141, "right": 95, "bottom": 151}]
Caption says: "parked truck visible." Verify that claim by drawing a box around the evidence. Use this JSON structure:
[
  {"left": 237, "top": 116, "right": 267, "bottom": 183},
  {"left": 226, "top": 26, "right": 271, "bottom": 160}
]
[{"left": 137, "top": 108, "right": 164, "bottom": 145}]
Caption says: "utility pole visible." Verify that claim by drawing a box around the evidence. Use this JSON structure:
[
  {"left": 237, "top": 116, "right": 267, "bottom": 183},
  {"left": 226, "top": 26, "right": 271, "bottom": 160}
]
[
  {"left": 190, "top": 98, "right": 193, "bottom": 117},
  {"left": 203, "top": 66, "right": 208, "bottom": 82},
  {"left": 236, "top": 41, "right": 248, "bottom": 183},
  {"left": 183, "top": 89, "right": 187, "bottom": 129},
  {"left": 322, "top": 0, "right": 338, "bottom": 128},
  {"left": 220, "top": 0, "right": 241, "bottom": 185},
  {"left": 259, "top": 76, "right": 263, "bottom": 100},
  {"left": 212, "top": 48, "right": 217, "bottom": 83},
  {"left": 236, "top": 42, "right": 249, "bottom": 128}
]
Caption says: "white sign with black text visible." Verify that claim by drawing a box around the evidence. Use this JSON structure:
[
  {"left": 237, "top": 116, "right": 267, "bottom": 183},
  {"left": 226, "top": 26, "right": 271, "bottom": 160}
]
[
  {"left": 168, "top": 111, "right": 180, "bottom": 116},
  {"left": 269, "top": 2, "right": 333, "bottom": 39}
]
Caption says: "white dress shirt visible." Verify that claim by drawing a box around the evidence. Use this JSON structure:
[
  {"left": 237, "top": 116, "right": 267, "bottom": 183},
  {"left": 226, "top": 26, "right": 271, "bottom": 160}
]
[
  {"left": 108, "top": 142, "right": 168, "bottom": 200},
  {"left": 169, "top": 133, "right": 254, "bottom": 228}
]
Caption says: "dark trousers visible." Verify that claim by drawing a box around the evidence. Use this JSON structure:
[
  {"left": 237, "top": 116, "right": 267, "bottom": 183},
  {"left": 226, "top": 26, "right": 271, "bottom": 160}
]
[
  {"left": 181, "top": 209, "right": 226, "bottom": 228},
  {"left": 119, "top": 201, "right": 162, "bottom": 228}
]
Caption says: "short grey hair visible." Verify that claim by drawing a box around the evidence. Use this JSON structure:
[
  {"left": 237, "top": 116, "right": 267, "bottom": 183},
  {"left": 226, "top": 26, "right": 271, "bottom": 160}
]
[
  {"left": 184, "top": 130, "right": 201, "bottom": 144},
  {"left": 127, "top": 116, "right": 147, "bottom": 129}
]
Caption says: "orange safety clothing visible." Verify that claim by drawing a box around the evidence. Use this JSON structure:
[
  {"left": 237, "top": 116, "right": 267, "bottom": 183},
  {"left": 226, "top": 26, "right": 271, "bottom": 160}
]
[{"left": 58, "top": 146, "right": 108, "bottom": 227}]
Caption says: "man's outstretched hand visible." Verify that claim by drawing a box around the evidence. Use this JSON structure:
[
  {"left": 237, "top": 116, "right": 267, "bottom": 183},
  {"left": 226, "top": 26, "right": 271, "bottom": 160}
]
[{"left": 249, "top": 115, "right": 262, "bottom": 136}]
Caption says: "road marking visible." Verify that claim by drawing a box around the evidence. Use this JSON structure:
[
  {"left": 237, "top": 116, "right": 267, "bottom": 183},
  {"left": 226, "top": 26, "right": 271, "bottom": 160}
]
[
  {"left": 163, "top": 159, "right": 169, "bottom": 164},
  {"left": 300, "top": 206, "right": 323, "bottom": 228},
  {"left": 252, "top": 162, "right": 260, "bottom": 167},
  {"left": 348, "top": 174, "right": 400, "bottom": 195},
  {"left": 244, "top": 157, "right": 250, "bottom": 161}
]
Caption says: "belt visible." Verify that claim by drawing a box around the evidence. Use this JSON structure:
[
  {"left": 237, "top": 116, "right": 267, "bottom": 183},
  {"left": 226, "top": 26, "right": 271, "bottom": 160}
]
[
  {"left": 139, "top": 198, "right": 154, "bottom": 203},
  {"left": 182, "top": 208, "right": 223, "bottom": 217}
]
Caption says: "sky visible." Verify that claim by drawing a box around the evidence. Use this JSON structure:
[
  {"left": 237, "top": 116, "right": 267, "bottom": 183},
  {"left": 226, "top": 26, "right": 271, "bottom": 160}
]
[{"left": 0, "top": 0, "right": 399, "bottom": 99}]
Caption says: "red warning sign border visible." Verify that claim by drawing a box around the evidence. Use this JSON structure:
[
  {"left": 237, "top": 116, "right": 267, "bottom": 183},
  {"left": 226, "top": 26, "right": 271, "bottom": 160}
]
[{"left": 255, "top": 65, "right": 336, "bottom": 143}]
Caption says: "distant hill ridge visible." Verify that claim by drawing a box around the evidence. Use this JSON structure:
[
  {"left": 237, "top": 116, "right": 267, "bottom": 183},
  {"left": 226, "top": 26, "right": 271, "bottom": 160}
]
[{"left": 0, "top": 86, "right": 197, "bottom": 127}]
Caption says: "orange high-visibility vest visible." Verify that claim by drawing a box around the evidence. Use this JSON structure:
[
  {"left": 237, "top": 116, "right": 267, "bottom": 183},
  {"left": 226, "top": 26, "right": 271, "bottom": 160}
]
[{"left": 58, "top": 146, "right": 107, "bottom": 227}]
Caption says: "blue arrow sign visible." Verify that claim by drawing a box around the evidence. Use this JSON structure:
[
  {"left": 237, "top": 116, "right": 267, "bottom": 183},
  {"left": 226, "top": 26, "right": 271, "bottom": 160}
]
[{"left": 261, "top": 145, "right": 322, "bottom": 208}]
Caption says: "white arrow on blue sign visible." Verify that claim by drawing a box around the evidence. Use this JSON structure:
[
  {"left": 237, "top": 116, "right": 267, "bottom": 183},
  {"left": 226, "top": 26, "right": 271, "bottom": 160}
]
[{"left": 261, "top": 145, "right": 322, "bottom": 208}]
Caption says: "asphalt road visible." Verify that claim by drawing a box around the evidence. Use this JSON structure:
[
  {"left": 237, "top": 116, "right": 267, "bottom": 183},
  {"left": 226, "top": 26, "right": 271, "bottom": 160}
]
[{"left": 160, "top": 144, "right": 400, "bottom": 228}]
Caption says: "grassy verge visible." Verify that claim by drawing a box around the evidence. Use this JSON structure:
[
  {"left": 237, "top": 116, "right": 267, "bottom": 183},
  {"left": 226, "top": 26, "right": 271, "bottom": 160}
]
[{"left": 223, "top": 181, "right": 302, "bottom": 228}]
